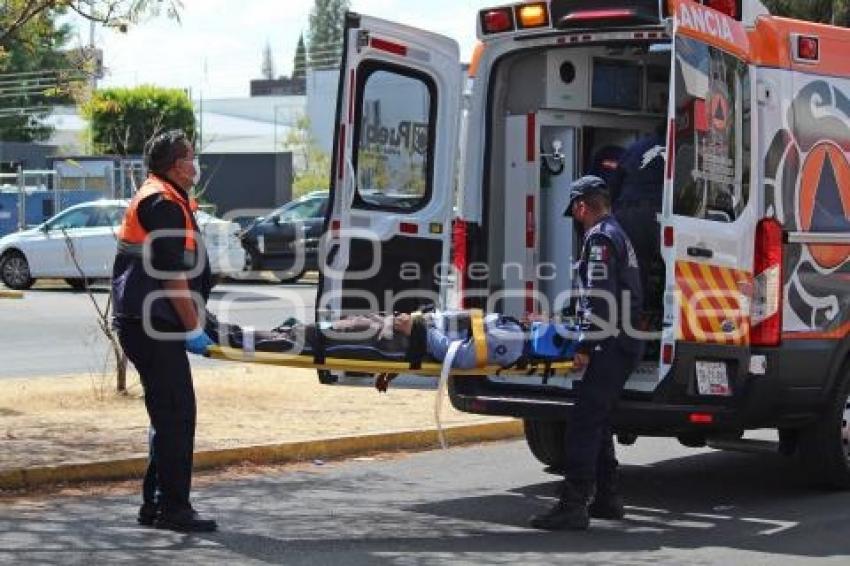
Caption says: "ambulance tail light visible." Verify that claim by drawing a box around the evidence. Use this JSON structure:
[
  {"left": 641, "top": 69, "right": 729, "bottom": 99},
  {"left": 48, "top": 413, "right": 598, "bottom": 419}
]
[
  {"left": 452, "top": 219, "right": 470, "bottom": 308},
  {"left": 751, "top": 218, "right": 784, "bottom": 347},
  {"left": 481, "top": 7, "right": 515, "bottom": 34}
]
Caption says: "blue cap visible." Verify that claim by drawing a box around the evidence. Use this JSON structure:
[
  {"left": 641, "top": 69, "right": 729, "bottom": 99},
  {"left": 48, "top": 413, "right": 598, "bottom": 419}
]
[{"left": 564, "top": 175, "right": 609, "bottom": 217}]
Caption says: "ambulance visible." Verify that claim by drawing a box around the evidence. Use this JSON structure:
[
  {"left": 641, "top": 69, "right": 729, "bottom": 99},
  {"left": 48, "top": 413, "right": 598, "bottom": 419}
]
[{"left": 317, "top": 0, "right": 850, "bottom": 487}]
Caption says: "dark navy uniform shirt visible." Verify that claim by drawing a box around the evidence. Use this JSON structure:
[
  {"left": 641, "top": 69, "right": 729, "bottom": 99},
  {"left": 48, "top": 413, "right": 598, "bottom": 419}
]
[
  {"left": 574, "top": 214, "right": 643, "bottom": 355},
  {"left": 608, "top": 133, "right": 665, "bottom": 207}
]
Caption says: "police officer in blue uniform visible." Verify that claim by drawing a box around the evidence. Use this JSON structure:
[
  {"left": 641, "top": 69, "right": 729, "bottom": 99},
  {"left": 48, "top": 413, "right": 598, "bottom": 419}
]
[
  {"left": 112, "top": 130, "right": 218, "bottom": 533},
  {"left": 609, "top": 126, "right": 666, "bottom": 313},
  {"left": 531, "top": 175, "right": 644, "bottom": 531}
]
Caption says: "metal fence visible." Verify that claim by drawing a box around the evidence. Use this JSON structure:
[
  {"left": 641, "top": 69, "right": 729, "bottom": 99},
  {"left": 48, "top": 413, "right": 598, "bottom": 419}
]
[{"left": 0, "top": 159, "right": 144, "bottom": 237}]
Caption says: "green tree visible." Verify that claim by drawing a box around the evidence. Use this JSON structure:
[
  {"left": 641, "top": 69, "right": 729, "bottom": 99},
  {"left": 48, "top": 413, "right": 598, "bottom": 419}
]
[
  {"left": 763, "top": 0, "right": 849, "bottom": 25},
  {"left": 293, "top": 33, "right": 307, "bottom": 82},
  {"left": 0, "top": 7, "right": 73, "bottom": 141},
  {"left": 81, "top": 85, "right": 195, "bottom": 155},
  {"left": 0, "top": 1, "right": 182, "bottom": 142},
  {"left": 307, "top": 0, "right": 349, "bottom": 70},
  {"left": 261, "top": 41, "right": 275, "bottom": 80},
  {"left": 284, "top": 114, "right": 331, "bottom": 197}
]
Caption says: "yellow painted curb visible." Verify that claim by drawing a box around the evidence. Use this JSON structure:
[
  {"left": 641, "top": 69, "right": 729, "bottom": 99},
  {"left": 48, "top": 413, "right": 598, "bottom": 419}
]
[
  {"left": 0, "top": 420, "right": 523, "bottom": 491},
  {"left": 0, "top": 290, "right": 23, "bottom": 299}
]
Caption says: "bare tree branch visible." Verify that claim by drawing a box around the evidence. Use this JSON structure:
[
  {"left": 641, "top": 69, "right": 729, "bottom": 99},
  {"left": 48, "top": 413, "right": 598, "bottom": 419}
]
[
  {"left": 61, "top": 227, "right": 128, "bottom": 393},
  {"left": 0, "top": 1, "right": 183, "bottom": 47}
]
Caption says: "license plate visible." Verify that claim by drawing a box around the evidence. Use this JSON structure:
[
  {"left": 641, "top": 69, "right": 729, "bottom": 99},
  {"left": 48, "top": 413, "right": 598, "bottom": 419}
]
[{"left": 695, "top": 361, "right": 731, "bottom": 396}]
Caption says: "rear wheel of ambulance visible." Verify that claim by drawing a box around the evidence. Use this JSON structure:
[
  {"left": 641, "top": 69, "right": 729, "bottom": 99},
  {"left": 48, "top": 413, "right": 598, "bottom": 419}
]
[
  {"left": 523, "top": 419, "right": 566, "bottom": 473},
  {"left": 797, "top": 369, "right": 850, "bottom": 489}
]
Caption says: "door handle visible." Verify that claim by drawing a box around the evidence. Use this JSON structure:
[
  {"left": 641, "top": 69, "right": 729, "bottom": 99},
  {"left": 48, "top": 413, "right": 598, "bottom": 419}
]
[{"left": 687, "top": 246, "right": 714, "bottom": 259}]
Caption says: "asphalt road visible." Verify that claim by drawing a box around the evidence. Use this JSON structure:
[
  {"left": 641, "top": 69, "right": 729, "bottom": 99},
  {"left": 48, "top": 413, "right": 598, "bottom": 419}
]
[
  {"left": 0, "top": 280, "right": 317, "bottom": 378},
  {"left": 1, "top": 438, "right": 849, "bottom": 564}
]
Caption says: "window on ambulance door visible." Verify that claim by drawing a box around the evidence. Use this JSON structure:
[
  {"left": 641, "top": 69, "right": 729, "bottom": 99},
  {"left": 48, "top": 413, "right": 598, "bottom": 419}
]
[
  {"left": 353, "top": 63, "right": 436, "bottom": 212},
  {"left": 673, "top": 36, "right": 751, "bottom": 222}
]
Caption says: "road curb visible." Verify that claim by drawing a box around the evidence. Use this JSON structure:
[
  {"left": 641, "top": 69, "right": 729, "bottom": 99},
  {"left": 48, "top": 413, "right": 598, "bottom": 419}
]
[
  {"left": 0, "top": 290, "right": 23, "bottom": 299},
  {"left": 0, "top": 420, "right": 523, "bottom": 491}
]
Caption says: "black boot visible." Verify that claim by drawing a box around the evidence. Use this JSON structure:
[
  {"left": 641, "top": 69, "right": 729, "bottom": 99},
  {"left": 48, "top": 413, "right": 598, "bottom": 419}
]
[
  {"left": 530, "top": 479, "right": 595, "bottom": 531},
  {"left": 137, "top": 502, "right": 159, "bottom": 527},
  {"left": 590, "top": 470, "right": 625, "bottom": 520},
  {"left": 154, "top": 507, "right": 218, "bottom": 533},
  {"left": 588, "top": 489, "right": 625, "bottom": 520}
]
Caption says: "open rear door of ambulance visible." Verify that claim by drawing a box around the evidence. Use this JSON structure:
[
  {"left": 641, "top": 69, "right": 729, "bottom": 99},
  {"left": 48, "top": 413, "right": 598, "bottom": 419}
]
[
  {"left": 317, "top": 13, "right": 462, "bottom": 321},
  {"left": 660, "top": 0, "right": 756, "bottom": 396}
]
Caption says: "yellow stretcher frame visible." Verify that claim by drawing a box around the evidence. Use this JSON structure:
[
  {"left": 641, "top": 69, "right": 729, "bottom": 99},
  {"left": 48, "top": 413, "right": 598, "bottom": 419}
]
[{"left": 207, "top": 346, "right": 574, "bottom": 377}]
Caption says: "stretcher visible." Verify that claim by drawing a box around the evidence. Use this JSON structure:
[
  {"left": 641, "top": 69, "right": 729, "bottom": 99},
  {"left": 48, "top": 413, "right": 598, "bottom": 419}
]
[{"left": 206, "top": 310, "right": 575, "bottom": 376}]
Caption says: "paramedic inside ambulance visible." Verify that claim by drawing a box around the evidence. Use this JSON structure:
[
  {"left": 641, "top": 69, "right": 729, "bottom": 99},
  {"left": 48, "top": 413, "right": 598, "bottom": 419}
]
[
  {"left": 608, "top": 123, "right": 666, "bottom": 316},
  {"left": 530, "top": 175, "right": 644, "bottom": 531}
]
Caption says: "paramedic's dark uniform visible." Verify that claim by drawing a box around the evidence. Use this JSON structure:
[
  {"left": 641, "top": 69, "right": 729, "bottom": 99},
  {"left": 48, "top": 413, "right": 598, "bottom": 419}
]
[
  {"left": 609, "top": 133, "right": 665, "bottom": 311},
  {"left": 112, "top": 175, "right": 212, "bottom": 515},
  {"left": 566, "top": 214, "right": 644, "bottom": 490}
]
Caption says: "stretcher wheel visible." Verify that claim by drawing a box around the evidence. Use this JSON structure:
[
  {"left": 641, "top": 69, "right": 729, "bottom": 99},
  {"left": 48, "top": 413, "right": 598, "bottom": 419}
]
[{"left": 317, "top": 370, "right": 338, "bottom": 385}]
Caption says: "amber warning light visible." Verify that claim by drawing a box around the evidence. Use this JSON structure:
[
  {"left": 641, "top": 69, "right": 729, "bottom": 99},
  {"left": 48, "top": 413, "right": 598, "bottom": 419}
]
[{"left": 516, "top": 3, "right": 549, "bottom": 29}]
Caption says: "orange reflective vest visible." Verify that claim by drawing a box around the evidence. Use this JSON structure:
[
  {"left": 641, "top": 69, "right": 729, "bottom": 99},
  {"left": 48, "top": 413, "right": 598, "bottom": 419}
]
[{"left": 117, "top": 176, "right": 198, "bottom": 263}]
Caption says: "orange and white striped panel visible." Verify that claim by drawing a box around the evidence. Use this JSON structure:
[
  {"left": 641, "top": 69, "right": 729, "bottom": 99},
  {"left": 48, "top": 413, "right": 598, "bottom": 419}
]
[{"left": 675, "top": 261, "right": 753, "bottom": 345}]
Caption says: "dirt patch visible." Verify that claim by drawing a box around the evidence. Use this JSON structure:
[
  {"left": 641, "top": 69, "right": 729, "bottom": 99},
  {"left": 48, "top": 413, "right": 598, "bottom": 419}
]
[{"left": 0, "top": 365, "right": 505, "bottom": 471}]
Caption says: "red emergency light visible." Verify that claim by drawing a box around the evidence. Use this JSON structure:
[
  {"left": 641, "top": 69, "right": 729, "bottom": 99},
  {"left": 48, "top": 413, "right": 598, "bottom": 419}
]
[
  {"left": 481, "top": 7, "right": 515, "bottom": 34},
  {"left": 702, "top": 0, "right": 738, "bottom": 19},
  {"left": 796, "top": 35, "right": 820, "bottom": 62},
  {"left": 551, "top": 1, "right": 662, "bottom": 29}
]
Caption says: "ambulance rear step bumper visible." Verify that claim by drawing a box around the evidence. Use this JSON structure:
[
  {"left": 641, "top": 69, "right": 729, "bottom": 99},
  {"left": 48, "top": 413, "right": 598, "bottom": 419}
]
[{"left": 449, "top": 388, "right": 744, "bottom": 435}]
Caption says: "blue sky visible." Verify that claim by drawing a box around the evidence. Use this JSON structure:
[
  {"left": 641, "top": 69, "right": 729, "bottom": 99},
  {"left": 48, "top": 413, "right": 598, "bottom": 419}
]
[{"left": 69, "top": 0, "right": 494, "bottom": 98}]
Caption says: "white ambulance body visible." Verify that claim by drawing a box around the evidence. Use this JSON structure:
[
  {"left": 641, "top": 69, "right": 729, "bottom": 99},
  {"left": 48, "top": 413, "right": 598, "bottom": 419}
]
[{"left": 319, "top": 0, "right": 850, "bottom": 487}]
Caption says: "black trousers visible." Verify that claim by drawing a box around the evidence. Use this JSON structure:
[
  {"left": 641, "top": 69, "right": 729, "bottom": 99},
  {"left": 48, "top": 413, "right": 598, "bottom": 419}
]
[
  {"left": 116, "top": 320, "right": 196, "bottom": 513},
  {"left": 615, "top": 202, "right": 663, "bottom": 312},
  {"left": 564, "top": 340, "right": 642, "bottom": 488}
]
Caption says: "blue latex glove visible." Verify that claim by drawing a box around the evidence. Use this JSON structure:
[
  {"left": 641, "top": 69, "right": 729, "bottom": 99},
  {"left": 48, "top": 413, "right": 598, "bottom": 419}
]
[{"left": 185, "top": 331, "right": 215, "bottom": 356}]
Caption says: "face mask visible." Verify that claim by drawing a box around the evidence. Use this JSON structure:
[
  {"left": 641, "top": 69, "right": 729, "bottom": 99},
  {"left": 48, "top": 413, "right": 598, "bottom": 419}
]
[{"left": 192, "top": 158, "right": 201, "bottom": 186}]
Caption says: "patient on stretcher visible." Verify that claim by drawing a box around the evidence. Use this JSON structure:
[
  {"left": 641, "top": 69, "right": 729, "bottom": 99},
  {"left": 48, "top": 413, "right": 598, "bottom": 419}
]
[{"left": 206, "top": 310, "right": 579, "bottom": 370}]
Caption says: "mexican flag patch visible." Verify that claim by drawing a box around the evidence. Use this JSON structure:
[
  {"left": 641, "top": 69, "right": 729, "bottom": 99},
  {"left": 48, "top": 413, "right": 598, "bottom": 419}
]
[{"left": 589, "top": 244, "right": 609, "bottom": 262}]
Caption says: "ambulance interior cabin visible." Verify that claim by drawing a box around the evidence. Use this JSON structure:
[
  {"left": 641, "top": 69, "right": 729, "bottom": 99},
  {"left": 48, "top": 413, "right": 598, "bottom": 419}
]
[{"left": 485, "top": 37, "right": 671, "bottom": 353}]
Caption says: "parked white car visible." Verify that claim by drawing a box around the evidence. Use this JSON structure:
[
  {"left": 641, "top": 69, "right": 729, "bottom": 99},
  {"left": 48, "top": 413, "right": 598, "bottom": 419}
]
[{"left": 0, "top": 200, "right": 245, "bottom": 290}]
